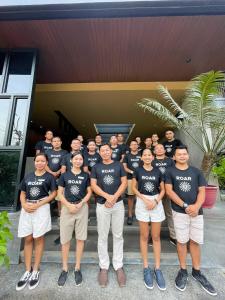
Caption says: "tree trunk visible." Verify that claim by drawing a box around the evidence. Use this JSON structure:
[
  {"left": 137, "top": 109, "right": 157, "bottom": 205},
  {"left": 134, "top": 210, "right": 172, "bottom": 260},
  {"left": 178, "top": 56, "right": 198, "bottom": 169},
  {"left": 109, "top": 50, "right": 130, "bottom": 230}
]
[{"left": 201, "top": 153, "right": 215, "bottom": 182}]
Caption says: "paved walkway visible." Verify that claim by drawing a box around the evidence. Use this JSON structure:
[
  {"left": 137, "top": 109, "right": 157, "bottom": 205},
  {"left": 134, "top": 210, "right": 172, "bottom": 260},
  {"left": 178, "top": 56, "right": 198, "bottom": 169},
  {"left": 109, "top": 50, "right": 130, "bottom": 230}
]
[{"left": 0, "top": 201, "right": 225, "bottom": 299}]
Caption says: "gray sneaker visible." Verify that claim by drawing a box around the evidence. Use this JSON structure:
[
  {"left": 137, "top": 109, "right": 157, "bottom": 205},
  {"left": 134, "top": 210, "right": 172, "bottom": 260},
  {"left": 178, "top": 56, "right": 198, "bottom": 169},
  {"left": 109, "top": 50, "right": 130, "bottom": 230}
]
[
  {"left": 154, "top": 269, "right": 166, "bottom": 291},
  {"left": 144, "top": 267, "right": 154, "bottom": 289}
]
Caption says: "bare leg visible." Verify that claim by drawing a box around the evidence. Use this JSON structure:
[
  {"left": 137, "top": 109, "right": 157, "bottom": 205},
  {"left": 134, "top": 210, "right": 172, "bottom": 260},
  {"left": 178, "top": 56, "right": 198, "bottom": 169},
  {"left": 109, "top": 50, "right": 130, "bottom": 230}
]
[
  {"left": 151, "top": 222, "right": 161, "bottom": 269},
  {"left": 24, "top": 235, "right": 33, "bottom": 271},
  {"left": 75, "top": 240, "right": 85, "bottom": 270},
  {"left": 61, "top": 241, "right": 70, "bottom": 271},
  {"left": 139, "top": 221, "right": 150, "bottom": 268},
  {"left": 177, "top": 242, "right": 187, "bottom": 269},
  {"left": 189, "top": 239, "right": 201, "bottom": 270},
  {"left": 33, "top": 236, "right": 45, "bottom": 271}
]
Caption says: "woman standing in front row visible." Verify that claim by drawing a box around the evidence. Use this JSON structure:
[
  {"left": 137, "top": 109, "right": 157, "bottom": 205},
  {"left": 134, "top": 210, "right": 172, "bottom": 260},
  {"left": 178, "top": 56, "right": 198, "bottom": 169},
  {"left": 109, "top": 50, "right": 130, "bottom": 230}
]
[
  {"left": 132, "top": 148, "right": 166, "bottom": 291},
  {"left": 57, "top": 152, "right": 92, "bottom": 287},
  {"left": 16, "top": 153, "right": 57, "bottom": 291}
]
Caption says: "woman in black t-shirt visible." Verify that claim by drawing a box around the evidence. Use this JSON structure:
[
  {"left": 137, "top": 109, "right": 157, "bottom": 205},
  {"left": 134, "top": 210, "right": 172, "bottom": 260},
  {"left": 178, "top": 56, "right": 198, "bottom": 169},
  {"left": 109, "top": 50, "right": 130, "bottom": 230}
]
[
  {"left": 57, "top": 152, "right": 92, "bottom": 287},
  {"left": 16, "top": 153, "right": 57, "bottom": 291},
  {"left": 132, "top": 148, "right": 166, "bottom": 291}
]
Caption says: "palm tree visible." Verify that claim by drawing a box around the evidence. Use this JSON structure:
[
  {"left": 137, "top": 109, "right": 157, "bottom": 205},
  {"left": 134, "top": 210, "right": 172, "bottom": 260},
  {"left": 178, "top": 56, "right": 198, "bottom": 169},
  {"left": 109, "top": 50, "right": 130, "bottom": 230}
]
[{"left": 138, "top": 70, "right": 225, "bottom": 180}]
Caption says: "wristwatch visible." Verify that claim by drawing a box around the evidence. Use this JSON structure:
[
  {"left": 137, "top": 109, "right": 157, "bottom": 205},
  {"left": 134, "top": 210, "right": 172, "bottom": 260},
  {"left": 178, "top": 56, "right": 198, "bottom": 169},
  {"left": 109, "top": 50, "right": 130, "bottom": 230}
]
[{"left": 183, "top": 202, "right": 189, "bottom": 209}]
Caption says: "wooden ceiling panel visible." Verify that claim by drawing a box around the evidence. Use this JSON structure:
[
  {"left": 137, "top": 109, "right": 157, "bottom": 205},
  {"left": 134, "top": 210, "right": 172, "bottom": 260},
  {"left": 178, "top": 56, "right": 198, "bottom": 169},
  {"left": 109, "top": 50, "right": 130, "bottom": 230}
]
[{"left": 0, "top": 15, "right": 225, "bottom": 83}]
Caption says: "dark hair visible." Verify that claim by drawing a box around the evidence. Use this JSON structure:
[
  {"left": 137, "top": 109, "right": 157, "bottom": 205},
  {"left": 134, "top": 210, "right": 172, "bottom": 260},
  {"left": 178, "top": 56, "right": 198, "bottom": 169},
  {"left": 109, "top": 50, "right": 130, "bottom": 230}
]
[
  {"left": 45, "top": 129, "right": 53, "bottom": 135},
  {"left": 52, "top": 136, "right": 61, "bottom": 141},
  {"left": 71, "top": 151, "right": 84, "bottom": 159},
  {"left": 110, "top": 135, "right": 117, "bottom": 139},
  {"left": 71, "top": 138, "right": 81, "bottom": 143},
  {"left": 142, "top": 148, "right": 153, "bottom": 156},
  {"left": 151, "top": 133, "right": 158, "bottom": 137},
  {"left": 34, "top": 153, "right": 48, "bottom": 161},
  {"left": 117, "top": 133, "right": 123, "bottom": 136},
  {"left": 165, "top": 129, "right": 174, "bottom": 134},
  {"left": 99, "top": 143, "right": 111, "bottom": 150},
  {"left": 130, "top": 140, "right": 138, "bottom": 145},
  {"left": 174, "top": 145, "right": 188, "bottom": 153},
  {"left": 87, "top": 139, "right": 96, "bottom": 144},
  {"left": 144, "top": 137, "right": 152, "bottom": 141},
  {"left": 95, "top": 134, "right": 102, "bottom": 137}
]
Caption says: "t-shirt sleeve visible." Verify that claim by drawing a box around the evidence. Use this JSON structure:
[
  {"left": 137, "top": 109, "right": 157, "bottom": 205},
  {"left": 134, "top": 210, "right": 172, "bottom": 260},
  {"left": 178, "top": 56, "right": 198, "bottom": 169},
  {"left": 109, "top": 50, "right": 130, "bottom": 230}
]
[
  {"left": 49, "top": 174, "right": 57, "bottom": 191},
  {"left": 122, "top": 154, "right": 128, "bottom": 164},
  {"left": 90, "top": 165, "right": 97, "bottom": 179},
  {"left": 35, "top": 141, "right": 42, "bottom": 151},
  {"left": 58, "top": 174, "right": 65, "bottom": 187},
  {"left": 159, "top": 171, "right": 164, "bottom": 182},
  {"left": 83, "top": 154, "right": 88, "bottom": 167},
  {"left": 133, "top": 169, "right": 138, "bottom": 180},
  {"left": 164, "top": 169, "right": 173, "bottom": 184},
  {"left": 86, "top": 174, "right": 90, "bottom": 187},
  {"left": 197, "top": 170, "right": 207, "bottom": 187},
  {"left": 19, "top": 177, "right": 27, "bottom": 192},
  {"left": 61, "top": 154, "right": 67, "bottom": 167},
  {"left": 119, "top": 162, "right": 127, "bottom": 177}
]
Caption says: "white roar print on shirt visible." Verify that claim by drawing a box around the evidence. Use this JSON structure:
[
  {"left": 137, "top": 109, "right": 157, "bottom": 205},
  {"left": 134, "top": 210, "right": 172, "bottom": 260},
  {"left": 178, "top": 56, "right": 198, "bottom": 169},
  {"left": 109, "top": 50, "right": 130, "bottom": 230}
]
[
  {"left": 30, "top": 187, "right": 41, "bottom": 197},
  {"left": 103, "top": 175, "right": 114, "bottom": 185},
  {"left": 144, "top": 182, "right": 154, "bottom": 193},
  {"left": 52, "top": 157, "right": 60, "bottom": 164},
  {"left": 70, "top": 185, "right": 80, "bottom": 195},
  {"left": 179, "top": 181, "right": 191, "bottom": 192}
]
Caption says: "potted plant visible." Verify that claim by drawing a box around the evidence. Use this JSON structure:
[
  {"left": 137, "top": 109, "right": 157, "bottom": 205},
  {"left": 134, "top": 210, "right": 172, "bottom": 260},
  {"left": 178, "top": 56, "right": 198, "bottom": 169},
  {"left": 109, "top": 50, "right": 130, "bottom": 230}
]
[
  {"left": 212, "top": 157, "right": 225, "bottom": 200},
  {"left": 138, "top": 70, "right": 225, "bottom": 208},
  {"left": 0, "top": 211, "right": 13, "bottom": 268}
]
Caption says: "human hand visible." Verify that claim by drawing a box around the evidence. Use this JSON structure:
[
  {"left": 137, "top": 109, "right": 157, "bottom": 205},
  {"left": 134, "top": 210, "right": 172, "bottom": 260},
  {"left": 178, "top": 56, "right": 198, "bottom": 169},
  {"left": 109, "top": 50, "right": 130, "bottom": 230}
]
[{"left": 185, "top": 204, "right": 199, "bottom": 217}]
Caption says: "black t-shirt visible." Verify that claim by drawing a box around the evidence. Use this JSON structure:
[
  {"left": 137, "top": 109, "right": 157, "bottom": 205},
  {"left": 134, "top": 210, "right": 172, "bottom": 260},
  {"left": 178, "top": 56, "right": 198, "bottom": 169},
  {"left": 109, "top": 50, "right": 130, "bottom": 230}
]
[
  {"left": 133, "top": 167, "right": 163, "bottom": 196},
  {"left": 96, "top": 144, "right": 102, "bottom": 153},
  {"left": 35, "top": 140, "right": 53, "bottom": 154},
  {"left": 61, "top": 152, "right": 74, "bottom": 171},
  {"left": 123, "top": 152, "right": 142, "bottom": 179},
  {"left": 46, "top": 149, "right": 68, "bottom": 172},
  {"left": 111, "top": 145, "right": 123, "bottom": 161},
  {"left": 118, "top": 143, "right": 129, "bottom": 155},
  {"left": 91, "top": 161, "right": 126, "bottom": 204},
  {"left": 20, "top": 172, "right": 57, "bottom": 201},
  {"left": 58, "top": 170, "right": 90, "bottom": 203},
  {"left": 165, "top": 166, "right": 206, "bottom": 214},
  {"left": 162, "top": 139, "right": 182, "bottom": 157},
  {"left": 83, "top": 152, "right": 102, "bottom": 171},
  {"left": 151, "top": 157, "right": 175, "bottom": 179}
]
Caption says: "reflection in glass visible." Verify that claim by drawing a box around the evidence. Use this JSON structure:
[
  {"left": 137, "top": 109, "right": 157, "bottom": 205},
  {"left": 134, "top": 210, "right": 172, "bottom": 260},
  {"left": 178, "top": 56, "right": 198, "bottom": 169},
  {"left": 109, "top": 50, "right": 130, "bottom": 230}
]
[
  {"left": 10, "top": 98, "right": 28, "bottom": 146},
  {"left": 0, "top": 150, "right": 20, "bottom": 207},
  {"left": 0, "top": 98, "right": 12, "bottom": 145}
]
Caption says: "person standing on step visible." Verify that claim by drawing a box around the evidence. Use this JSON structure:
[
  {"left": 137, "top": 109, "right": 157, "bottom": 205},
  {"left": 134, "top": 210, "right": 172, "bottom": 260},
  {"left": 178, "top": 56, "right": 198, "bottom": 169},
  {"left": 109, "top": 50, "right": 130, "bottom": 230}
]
[
  {"left": 151, "top": 133, "right": 159, "bottom": 152},
  {"left": 16, "top": 153, "right": 57, "bottom": 291},
  {"left": 110, "top": 135, "right": 124, "bottom": 162},
  {"left": 45, "top": 136, "right": 68, "bottom": 245},
  {"left": 95, "top": 134, "right": 103, "bottom": 153},
  {"left": 151, "top": 143, "right": 176, "bottom": 246},
  {"left": 117, "top": 133, "right": 129, "bottom": 155},
  {"left": 163, "top": 129, "right": 182, "bottom": 158},
  {"left": 83, "top": 140, "right": 101, "bottom": 175},
  {"left": 144, "top": 137, "right": 153, "bottom": 153},
  {"left": 35, "top": 130, "right": 53, "bottom": 154},
  {"left": 165, "top": 145, "right": 217, "bottom": 296},
  {"left": 77, "top": 134, "right": 87, "bottom": 154},
  {"left": 91, "top": 144, "right": 127, "bottom": 288},
  {"left": 135, "top": 136, "right": 143, "bottom": 154},
  {"left": 123, "top": 140, "right": 142, "bottom": 225},
  {"left": 61, "top": 139, "right": 82, "bottom": 173},
  {"left": 57, "top": 152, "right": 92, "bottom": 287},
  {"left": 132, "top": 148, "right": 166, "bottom": 291}
]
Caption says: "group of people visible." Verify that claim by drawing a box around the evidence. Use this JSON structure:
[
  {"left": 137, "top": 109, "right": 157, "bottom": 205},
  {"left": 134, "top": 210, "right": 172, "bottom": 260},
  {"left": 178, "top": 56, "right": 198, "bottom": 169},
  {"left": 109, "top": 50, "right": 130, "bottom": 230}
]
[{"left": 16, "top": 129, "right": 217, "bottom": 296}]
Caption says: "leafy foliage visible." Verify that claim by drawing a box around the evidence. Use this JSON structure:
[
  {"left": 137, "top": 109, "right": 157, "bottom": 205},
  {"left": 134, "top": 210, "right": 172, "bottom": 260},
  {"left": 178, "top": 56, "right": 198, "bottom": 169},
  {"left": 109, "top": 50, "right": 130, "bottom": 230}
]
[
  {"left": 212, "top": 157, "right": 225, "bottom": 189},
  {"left": 0, "top": 211, "right": 13, "bottom": 268}
]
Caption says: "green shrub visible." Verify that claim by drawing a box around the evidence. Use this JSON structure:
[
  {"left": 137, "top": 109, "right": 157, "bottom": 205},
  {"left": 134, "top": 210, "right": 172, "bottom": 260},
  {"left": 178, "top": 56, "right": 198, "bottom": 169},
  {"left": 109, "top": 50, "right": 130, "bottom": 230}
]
[
  {"left": 212, "top": 157, "right": 225, "bottom": 189},
  {"left": 0, "top": 211, "right": 13, "bottom": 268}
]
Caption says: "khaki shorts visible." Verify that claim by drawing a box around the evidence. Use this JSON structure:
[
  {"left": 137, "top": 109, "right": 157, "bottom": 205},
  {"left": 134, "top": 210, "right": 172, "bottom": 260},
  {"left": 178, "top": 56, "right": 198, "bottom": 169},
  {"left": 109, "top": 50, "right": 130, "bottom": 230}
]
[
  {"left": 60, "top": 203, "right": 88, "bottom": 244},
  {"left": 127, "top": 179, "right": 135, "bottom": 196},
  {"left": 172, "top": 210, "right": 204, "bottom": 244}
]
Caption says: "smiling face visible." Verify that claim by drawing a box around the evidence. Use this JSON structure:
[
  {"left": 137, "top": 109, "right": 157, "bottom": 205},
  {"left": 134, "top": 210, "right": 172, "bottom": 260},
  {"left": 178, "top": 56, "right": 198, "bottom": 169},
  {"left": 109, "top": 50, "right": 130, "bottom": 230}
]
[
  {"left": 141, "top": 148, "right": 154, "bottom": 165},
  {"left": 45, "top": 131, "right": 53, "bottom": 141},
  {"left": 154, "top": 144, "right": 166, "bottom": 156},
  {"left": 144, "top": 137, "right": 152, "bottom": 148},
  {"left": 95, "top": 135, "right": 102, "bottom": 145},
  {"left": 99, "top": 144, "right": 112, "bottom": 161},
  {"left": 52, "top": 137, "right": 62, "bottom": 150},
  {"left": 130, "top": 141, "right": 138, "bottom": 152},
  {"left": 87, "top": 141, "right": 96, "bottom": 152},
  {"left": 110, "top": 135, "right": 118, "bottom": 146},
  {"left": 152, "top": 134, "right": 159, "bottom": 143},
  {"left": 174, "top": 148, "right": 189, "bottom": 164},
  {"left": 71, "top": 139, "right": 81, "bottom": 152},
  {"left": 34, "top": 154, "right": 48, "bottom": 171},
  {"left": 117, "top": 134, "right": 124, "bottom": 143},
  {"left": 165, "top": 130, "right": 174, "bottom": 141},
  {"left": 71, "top": 153, "right": 83, "bottom": 168}
]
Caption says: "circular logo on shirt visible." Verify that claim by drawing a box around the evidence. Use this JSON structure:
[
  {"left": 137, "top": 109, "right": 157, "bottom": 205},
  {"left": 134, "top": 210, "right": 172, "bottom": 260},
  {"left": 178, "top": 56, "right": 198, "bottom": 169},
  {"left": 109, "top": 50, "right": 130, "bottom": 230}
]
[
  {"left": 144, "top": 182, "right": 154, "bottom": 193},
  {"left": 166, "top": 147, "right": 172, "bottom": 153},
  {"left": 132, "top": 162, "right": 139, "bottom": 168},
  {"left": 89, "top": 161, "right": 96, "bottom": 167},
  {"left": 52, "top": 157, "right": 60, "bottom": 164},
  {"left": 179, "top": 181, "right": 191, "bottom": 192},
  {"left": 30, "top": 187, "right": 40, "bottom": 197},
  {"left": 103, "top": 175, "right": 114, "bottom": 185},
  {"left": 112, "top": 153, "right": 117, "bottom": 159},
  {"left": 159, "top": 166, "right": 166, "bottom": 174},
  {"left": 70, "top": 185, "right": 80, "bottom": 195}
]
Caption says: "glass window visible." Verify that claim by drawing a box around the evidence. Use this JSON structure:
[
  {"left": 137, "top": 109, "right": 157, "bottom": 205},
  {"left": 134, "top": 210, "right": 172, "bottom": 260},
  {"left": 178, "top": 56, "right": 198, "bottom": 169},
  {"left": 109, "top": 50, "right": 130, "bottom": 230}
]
[
  {"left": 0, "top": 150, "right": 20, "bottom": 207},
  {"left": 10, "top": 98, "right": 29, "bottom": 146},
  {"left": 0, "top": 98, "right": 12, "bottom": 146},
  {"left": 6, "top": 52, "right": 33, "bottom": 93}
]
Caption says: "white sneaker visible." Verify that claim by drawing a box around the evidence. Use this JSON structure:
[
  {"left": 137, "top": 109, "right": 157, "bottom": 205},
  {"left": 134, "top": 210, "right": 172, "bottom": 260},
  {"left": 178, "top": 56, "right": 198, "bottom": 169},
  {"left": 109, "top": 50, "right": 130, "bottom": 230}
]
[
  {"left": 16, "top": 270, "right": 32, "bottom": 291},
  {"left": 28, "top": 270, "right": 40, "bottom": 290}
]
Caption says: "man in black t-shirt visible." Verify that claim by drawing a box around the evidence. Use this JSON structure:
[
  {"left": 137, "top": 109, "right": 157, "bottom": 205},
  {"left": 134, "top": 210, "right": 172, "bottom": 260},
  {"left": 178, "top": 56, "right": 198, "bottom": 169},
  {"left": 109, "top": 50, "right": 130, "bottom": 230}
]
[
  {"left": 165, "top": 146, "right": 217, "bottom": 296},
  {"left": 110, "top": 135, "right": 124, "bottom": 162},
  {"left": 35, "top": 130, "right": 53, "bottom": 154},
  {"left": 77, "top": 134, "right": 87, "bottom": 154},
  {"left": 61, "top": 139, "right": 82, "bottom": 173},
  {"left": 83, "top": 140, "right": 101, "bottom": 175},
  {"left": 135, "top": 136, "right": 143, "bottom": 154},
  {"left": 144, "top": 137, "right": 152, "bottom": 152},
  {"left": 162, "top": 129, "right": 182, "bottom": 158},
  {"left": 117, "top": 133, "right": 129, "bottom": 155},
  {"left": 123, "top": 140, "right": 141, "bottom": 225},
  {"left": 95, "top": 134, "right": 103, "bottom": 153},
  {"left": 91, "top": 144, "right": 127, "bottom": 288},
  {"left": 152, "top": 143, "right": 176, "bottom": 245}
]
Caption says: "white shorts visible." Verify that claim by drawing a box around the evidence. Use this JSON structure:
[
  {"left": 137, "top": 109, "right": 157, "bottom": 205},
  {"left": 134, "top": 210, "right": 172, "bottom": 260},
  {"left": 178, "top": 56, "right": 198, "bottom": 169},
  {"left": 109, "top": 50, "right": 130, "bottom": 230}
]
[
  {"left": 18, "top": 203, "right": 51, "bottom": 238},
  {"left": 135, "top": 194, "right": 165, "bottom": 223}
]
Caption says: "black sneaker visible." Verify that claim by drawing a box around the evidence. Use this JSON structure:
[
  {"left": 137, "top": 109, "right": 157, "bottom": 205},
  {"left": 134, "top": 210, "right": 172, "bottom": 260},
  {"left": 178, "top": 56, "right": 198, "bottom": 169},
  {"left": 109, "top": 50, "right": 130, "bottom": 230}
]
[
  {"left": 58, "top": 270, "right": 68, "bottom": 287},
  {"left": 54, "top": 236, "right": 61, "bottom": 245},
  {"left": 175, "top": 269, "right": 188, "bottom": 292},
  {"left": 28, "top": 270, "right": 40, "bottom": 290},
  {"left": 16, "top": 269, "right": 32, "bottom": 291},
  {"left": 74, "top": 269, "right": 82, "bottom": 286},
  {"left": 127, "top": 216, "right": 133, "bottom": 225},
  {"left": 169, "top": 237, "right": 177, "bottom": 246},
  {"left": 192, "top": 270, "right": 217, "bottom": 296}
]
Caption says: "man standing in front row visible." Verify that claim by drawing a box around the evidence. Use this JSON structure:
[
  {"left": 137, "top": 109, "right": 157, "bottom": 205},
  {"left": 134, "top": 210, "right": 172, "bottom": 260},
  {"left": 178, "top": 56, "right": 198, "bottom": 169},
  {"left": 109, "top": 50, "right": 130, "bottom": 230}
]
[
  {"left": 91, "top": 144, "right": 127, "bottom": 288},
  {"left": 165, "top": 146, "right": 217, "bottom": 296}
]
